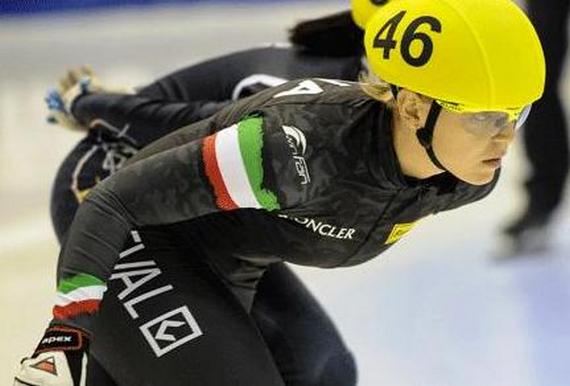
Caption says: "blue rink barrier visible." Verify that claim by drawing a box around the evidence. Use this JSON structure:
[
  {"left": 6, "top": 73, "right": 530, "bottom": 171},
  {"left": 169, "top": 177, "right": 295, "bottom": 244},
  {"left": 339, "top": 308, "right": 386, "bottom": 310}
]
[{"left": 1, "top": 0, "right": 323, "bottom": 15}]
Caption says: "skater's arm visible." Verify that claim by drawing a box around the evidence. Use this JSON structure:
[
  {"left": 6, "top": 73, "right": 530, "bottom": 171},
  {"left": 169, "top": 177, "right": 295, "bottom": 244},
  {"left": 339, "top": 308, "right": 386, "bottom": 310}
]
[
  {"left": 72, "top": 93, "right": 229, "bottom": 147},
  {"left": 53, "top": 112, "right": 304, "bottom": 333},
  {"left": 53, "top": 78, "right": 363, "bottom": 332}
]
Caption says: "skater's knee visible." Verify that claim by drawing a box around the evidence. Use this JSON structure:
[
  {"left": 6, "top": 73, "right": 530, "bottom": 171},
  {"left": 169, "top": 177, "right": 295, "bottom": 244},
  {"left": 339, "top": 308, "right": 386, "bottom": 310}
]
[
  {"left": 295, "top": 348, "right": 357, "bottom": 386},
  {"left": 317, "top": 349, "right": 357, "bottom": 386}
]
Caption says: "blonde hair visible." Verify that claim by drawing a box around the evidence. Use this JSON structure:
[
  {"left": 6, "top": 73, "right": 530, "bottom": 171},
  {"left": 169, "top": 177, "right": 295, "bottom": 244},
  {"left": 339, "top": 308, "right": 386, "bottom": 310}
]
[
  {"left": 358, "top": 71, "right": 396, "bottom": 108},
  {"left": 359, "top": 70, "right": 435, "bottom": 111}
]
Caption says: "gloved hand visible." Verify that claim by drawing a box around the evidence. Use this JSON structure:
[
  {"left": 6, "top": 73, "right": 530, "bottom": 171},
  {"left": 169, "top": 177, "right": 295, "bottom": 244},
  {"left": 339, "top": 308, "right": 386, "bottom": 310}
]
[
  {"left": 14, "top": 325, "right": 88, "bottom": 386},
  {"left": 45, "top": 67, "right": 98, "bottom": 131},
  {"left": 45, "top": 66, "right": 134, "bottom": 131}
]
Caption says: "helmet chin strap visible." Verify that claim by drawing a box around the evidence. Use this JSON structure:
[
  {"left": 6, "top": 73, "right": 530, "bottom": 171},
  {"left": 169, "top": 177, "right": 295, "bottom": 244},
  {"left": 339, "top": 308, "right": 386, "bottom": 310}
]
[
  {"left": 390, "top": 85, "right": 447, "bottom": 172},
  {"left": 415, "top": 101, "right": 447, "bottom": 172}
]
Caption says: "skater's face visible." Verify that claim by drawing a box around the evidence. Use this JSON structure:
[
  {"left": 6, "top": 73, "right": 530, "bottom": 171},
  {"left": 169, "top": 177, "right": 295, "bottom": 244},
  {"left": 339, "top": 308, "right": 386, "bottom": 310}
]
[
  {"left": 393, "top": 89, "right": 518, "bottom": 185},
  {"left": 432, "top": 107, "right": 516, "bottom": 185}
]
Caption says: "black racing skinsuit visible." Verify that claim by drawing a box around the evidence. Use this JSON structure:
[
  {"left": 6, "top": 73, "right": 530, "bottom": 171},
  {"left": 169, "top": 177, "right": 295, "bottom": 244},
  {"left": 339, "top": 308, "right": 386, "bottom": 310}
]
[
  {"left": 53, "top": 79, "right": 498, "bottom": 385},
  {"left": 51, "top": 45, "right": 362, "bottom": 386},
  {"left": 51, "top": 46, "right": 362, "bottom": 241}
]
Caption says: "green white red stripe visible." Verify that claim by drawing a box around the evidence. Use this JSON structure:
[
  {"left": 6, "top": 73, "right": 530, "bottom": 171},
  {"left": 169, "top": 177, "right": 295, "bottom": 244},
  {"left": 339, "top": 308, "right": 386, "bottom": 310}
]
[
  {"left": 53, "top": 273, "right": 106, "bottom": 320},
  {"left": 203, "top": 117, "right": 279, "bottom": 211}
]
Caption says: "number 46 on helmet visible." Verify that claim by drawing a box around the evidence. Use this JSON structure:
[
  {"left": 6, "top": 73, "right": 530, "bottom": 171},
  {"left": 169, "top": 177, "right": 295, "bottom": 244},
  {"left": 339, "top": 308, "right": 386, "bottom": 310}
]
[{"left": 362, "top": 0, "right": 545, "bottom": 129}]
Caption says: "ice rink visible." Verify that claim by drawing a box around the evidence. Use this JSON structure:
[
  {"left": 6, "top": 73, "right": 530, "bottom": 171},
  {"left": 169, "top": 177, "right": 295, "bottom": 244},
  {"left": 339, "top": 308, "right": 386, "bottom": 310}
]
[{"left": 1, "top": 1, "right": 569, "bottom": 385}]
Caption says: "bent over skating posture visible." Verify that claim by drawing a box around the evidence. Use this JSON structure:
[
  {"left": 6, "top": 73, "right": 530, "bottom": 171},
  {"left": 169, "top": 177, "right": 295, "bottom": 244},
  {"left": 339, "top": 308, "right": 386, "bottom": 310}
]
[
  {"left": 15, "top": 0, "right": 545, "bottom": 384},
  {"left": 43, "top": 3, "right": 386, "bottom": 385}
]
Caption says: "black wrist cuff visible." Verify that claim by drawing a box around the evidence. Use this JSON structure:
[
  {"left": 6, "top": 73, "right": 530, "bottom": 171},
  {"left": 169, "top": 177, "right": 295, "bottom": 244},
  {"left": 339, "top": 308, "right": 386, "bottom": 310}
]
[{"left": 34, "top": 326, "right": 88, "bottom": 356}]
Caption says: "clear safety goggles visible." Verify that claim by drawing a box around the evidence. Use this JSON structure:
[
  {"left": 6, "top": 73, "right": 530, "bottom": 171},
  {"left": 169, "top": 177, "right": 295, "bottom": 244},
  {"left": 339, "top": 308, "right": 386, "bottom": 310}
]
[{"left": 435, "top": 100, "right": 532, "bottom": 136}]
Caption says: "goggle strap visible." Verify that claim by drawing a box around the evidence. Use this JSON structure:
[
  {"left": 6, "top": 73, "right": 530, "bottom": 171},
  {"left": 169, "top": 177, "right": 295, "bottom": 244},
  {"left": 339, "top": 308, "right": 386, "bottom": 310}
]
[{"left": 390, "top": 84, "right": 400, "bottom": 99}]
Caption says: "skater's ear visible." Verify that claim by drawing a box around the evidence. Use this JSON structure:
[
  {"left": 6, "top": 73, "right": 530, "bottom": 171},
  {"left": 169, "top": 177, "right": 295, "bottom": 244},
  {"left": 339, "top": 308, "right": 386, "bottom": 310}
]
[{"left": 395, "top": 89, "right": 431, "bottom": 131}]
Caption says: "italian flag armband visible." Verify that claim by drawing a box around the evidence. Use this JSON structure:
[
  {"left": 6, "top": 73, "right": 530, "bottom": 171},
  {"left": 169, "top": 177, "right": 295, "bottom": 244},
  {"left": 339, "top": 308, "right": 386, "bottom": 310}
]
[{"left": 202, "top": 116, "right": 280, "bottom": 212}]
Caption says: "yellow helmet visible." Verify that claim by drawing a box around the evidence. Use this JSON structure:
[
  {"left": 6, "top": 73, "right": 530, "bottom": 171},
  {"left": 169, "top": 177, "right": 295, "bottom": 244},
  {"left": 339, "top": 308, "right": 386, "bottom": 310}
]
[
  {"left": 351, "top": 0, "right": 388, "bottom": 29},
  {"left": 364, "top": 0, "right": 545, "bottom": 117}
]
